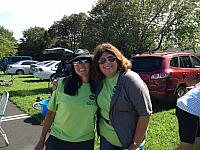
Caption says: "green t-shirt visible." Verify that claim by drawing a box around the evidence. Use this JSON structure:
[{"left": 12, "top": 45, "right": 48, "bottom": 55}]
[
  {"left": 97, "top": 73, "right": 121, "bottom": 146},
  {"left": 48, "top": 78, "right": 97, "bottom": 142}
]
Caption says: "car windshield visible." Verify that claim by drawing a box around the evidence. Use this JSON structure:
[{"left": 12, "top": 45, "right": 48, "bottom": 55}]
[
  {"left": 37, "top": 61, "right": 51, "bottom": 66},
  {"left": 44, "top": 61, "right": 58, "bottom": 67},
  {"left": 12, "top": 61, "right": 22, "bottom": 65},
  {"left": 132, "top": 57, "right": 163, "bottom": 72}
]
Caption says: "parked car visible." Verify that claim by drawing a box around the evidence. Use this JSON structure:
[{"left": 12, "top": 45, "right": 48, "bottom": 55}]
[
  {"left": 33, "top": 61, "right": 60, "bottom": 80},
  {"left": 6, "top": 60, "right": 38, "bottom": 75},
  {"left": 0, "top": 56, "right": 32, "bottom": 73},
  {"left": 30, "top": 60, "right": 55, "bottom": 74},
  {"left": 131, "top": 52, "right": 200, "bottom": 102}
]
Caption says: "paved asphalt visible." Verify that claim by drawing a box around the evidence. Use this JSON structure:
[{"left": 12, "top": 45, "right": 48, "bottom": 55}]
[{"left": 0, "top": 100, "right": 44, "bottom": 150}]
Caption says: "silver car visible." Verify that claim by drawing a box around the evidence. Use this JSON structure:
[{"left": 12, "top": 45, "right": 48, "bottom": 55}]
[
  {"left": 33, "top": 61, "right": 60, "bottom": 80},
  {"left": 6, "top": 60, "right": 38, "bottom": 75},
  {"left": 30, "top": 60, "right": 54, "bottom": 74}
]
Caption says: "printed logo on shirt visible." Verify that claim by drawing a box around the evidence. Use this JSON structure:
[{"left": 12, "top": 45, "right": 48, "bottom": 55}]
[
  {"left": 113, "top": 86, "right": 116, "bottom": 94},
  {"left": 86, "top": 94, "right": 96, "bottom": 105},
  {"left": 110, "top": 85, "right": 117, "bottom": 99}
]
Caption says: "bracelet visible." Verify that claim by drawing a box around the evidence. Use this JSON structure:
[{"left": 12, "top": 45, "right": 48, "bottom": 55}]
[{"left": 133, "top": 141, "right": 140, "bottom": 148}]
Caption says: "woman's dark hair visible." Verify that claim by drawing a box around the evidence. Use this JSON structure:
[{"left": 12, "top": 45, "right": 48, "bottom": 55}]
[
  {"left": 63, "top": 58, "right": 94, "bottom": 96},
  {"left": 91, "top": 43, "right": 132, "bottom": 82}
]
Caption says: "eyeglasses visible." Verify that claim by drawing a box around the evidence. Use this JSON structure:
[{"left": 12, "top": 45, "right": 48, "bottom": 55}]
[
  {"left": 73, "top": 59, "right": 90, "bottom": 66},
  {"left": 98, "top": 56, "right": 116, "bottom": 64}
]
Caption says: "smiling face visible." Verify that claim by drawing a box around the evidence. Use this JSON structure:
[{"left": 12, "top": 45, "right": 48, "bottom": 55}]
[
  {"left": 73, "top": 59, "right": 90, "bottom": 82},
  {"left": 98, "top": 52, "right": 118, "bottom": 78}
]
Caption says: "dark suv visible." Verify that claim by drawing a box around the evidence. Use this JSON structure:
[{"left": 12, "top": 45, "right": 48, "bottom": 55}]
[{"left": 131, "top": 52, "right": 200, "bottom": 102}]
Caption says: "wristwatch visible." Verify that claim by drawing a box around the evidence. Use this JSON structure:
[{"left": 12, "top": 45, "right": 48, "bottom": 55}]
[{"left": 133, "top": 141, "right": 140, "bottom": 148}]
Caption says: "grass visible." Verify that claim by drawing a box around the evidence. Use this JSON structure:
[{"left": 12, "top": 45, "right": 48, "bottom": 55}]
[
  {"left": 0, "top": 73, "right": 50, "bottom": 121},
  {"left": 0, "top": 72, "right": 179, "bottom": 149}
]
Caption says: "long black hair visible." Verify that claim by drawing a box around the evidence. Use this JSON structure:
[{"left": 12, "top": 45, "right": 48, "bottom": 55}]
[{"left": 63, "top": 58, "right": 95, "bottom": 96}]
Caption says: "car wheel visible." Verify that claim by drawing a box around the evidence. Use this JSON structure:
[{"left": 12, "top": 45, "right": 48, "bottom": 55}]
[
  {"left": 175, "top": 86, "right": 186, "bottom": 100},
  {"left": 16, "top": 70, "right": 24, "bottom": 75}
]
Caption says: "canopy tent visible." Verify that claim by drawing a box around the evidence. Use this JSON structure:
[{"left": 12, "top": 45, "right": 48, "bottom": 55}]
[{"left": 42, "top": 47, "right": 73, "bottom": 54}]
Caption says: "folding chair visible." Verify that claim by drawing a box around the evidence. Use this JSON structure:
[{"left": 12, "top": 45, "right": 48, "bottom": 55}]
[{"left": 0, "top": 91, "right": 9, "bottom": 146}]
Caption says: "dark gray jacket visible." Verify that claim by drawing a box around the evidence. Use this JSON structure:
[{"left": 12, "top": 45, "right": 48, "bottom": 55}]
[{"left": 96, "top": 70, "right": 152, "bottom": 148}]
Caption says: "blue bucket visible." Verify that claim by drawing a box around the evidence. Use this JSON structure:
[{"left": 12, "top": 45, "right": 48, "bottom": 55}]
[
  {"left": 40, "top": 100, "right": 49, "bottom": 118},
  {"left": 32, "top": 99, "right": 49, "bottom": 118}
]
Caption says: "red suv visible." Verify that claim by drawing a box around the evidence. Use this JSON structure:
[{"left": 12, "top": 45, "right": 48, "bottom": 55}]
[{"left": 131, "top": 52, "right": 200, "bottom": 102}]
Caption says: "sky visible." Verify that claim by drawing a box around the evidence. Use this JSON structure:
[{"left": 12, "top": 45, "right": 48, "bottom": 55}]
[{"left": 0, "top": 0, "right": 97, "bottom": 40}]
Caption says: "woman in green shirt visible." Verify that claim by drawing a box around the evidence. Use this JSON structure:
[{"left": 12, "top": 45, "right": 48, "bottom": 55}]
[
  {"left": 35, "top": 53, "right": 97, "bottom": 150},
  {"left": 91, "top": 43, "right": 152, "bottom": 150}
]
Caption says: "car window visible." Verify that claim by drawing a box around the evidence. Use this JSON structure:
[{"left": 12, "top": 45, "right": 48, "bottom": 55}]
[
  {"left": 170, "top": 57, "right": 178, "bottom": 67},
  {"left": 132, "top": 57, "right": 163, "bottom": 72},
  {"left": 55, "top": 63, "right": 60, "bottom": 68},
  {"left": 21, "top": 57, "right": 31, "bottom": 60},
  {"left": 2, "top": 58, "right": 8, "bottom": 62},
  {"left": 180, "top": 56, "right": 192, "bottom": 68},
  {"left": 36, "top": 62, "right": 44, "bottom": 65},
  {"left": 12, "top": 57, "right": 21, "bottom": 62},
  {"left": 21, "top": 62, "right": 33, "bottom": 65},
  {"left": 43, "top": 61, "right": 52, "bottom": 65},
  {"left": 44, "top": 62, "right": 57, "bottom": 67},
  {"left": 191, "top": 56, "right": 200, "bottom": 68}
]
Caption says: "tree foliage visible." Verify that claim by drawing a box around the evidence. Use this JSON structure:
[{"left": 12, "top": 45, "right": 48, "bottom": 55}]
[
  {"left": 18, "top": 27, "right": 48, "bottom": 60},
  {"left": 0, "top": 26, "right": 17, "bottom": 59},
  {"left": 16, "top": 0, "right": 200, "bottom": 58},
  {"left": 84, "top": 0, "right": 200, "bottom": 56},
  {"left": 48, "top": 13, "right": 88, "bottom": 51}
]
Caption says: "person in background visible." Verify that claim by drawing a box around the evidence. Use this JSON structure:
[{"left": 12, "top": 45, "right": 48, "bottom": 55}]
[
  {"left": 176, "top": 82, "right": 200, "bottom": 150},
  {"left": 54, "top": 49, "right": 90, "bottom": 80},
  {"left": 53, "top": 59, "right": 72, "bottom": 79},
  {"left": 91, "top": 43, "right": 152, "bottom": 150},
  {"left": 51, "top": 49, "right": 90, "bottom": 92},
  {"left": 35, "top": 53, "right": 97, "bottom": 150}
]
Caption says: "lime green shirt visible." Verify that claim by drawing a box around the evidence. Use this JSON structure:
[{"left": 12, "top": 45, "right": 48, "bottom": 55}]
[
  {"left": 48, "top": 78, "right": 97, "bottom": 142},
  {"left": 97, "top": 73, "right": 121, "bottom": 146}
]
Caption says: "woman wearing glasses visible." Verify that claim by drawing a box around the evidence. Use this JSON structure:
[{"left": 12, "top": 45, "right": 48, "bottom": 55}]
[
  {"left": 91, "top": 43, "right": 152, "bottom": 150},
  {"left": 35, "top": 53, "right": 97, "bottom": 150}
]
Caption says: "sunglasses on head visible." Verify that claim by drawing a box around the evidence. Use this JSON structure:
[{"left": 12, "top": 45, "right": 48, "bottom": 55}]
[
  {"left": 98, "top": 55, "right": 116, "bottom": 64},
  {"left": 73, "top": 59, "right": 90, "bottom": 66}
]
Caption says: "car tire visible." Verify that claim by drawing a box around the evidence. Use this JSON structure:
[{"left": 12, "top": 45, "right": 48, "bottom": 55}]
[
  {"left": 16, "top": 70, "right": 24, "bottom": 75},
  {"left": 175, "top": 86, "right": 186, "bottom": 100}
]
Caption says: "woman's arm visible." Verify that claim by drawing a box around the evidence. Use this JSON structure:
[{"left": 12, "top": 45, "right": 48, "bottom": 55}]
[
  {"left": 129, "top": 115, "right": 151, "bottom": 150},
  {"left": 122, "top": 71, "right": 152, "bottom": 149},
  {"left": 34, "top": 110, "right": 56, "bottom": 150}
]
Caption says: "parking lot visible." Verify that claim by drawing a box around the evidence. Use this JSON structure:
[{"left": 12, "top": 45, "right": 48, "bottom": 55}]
[{"left": 0, "top": 101, "right": 43, "bottom": 150}]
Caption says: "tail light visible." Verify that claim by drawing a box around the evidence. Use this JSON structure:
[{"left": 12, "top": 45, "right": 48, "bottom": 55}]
[{"left": 151, "top": 73, "right": 168, "bottom": 79}]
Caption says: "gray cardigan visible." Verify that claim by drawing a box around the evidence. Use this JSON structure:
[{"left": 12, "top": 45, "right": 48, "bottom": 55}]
[{"left": 96, "top": 70, "right": 152, "bottom": 148}]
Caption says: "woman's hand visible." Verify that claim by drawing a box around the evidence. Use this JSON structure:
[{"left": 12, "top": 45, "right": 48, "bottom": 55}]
[
  {"left": 51, "top": 80, "right": 58, "bottom": 91},
  {"left": 128, "top": 143, "right": 140, "bottom": 150},
  {"left": 34, "top": 139, "right": 45, "bottom": 150}
]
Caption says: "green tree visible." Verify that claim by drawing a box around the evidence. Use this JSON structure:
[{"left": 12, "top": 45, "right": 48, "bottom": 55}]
[
  {"left": 48, "top": 13, "right": 88, "bottom": 51},
  {"left": 18, "top": 27, "right": 48, "bottom": 60},
  {"left": 0, "top": 26, "right": 17, "bottom": 59},
  {"left": 84, "top": 0, "right": 200, "bottom": 57}
]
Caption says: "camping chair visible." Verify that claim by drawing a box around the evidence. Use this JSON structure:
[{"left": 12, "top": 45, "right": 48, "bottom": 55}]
[{"left": 0, "top": 91, "right": 9, "bottom": 146}]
